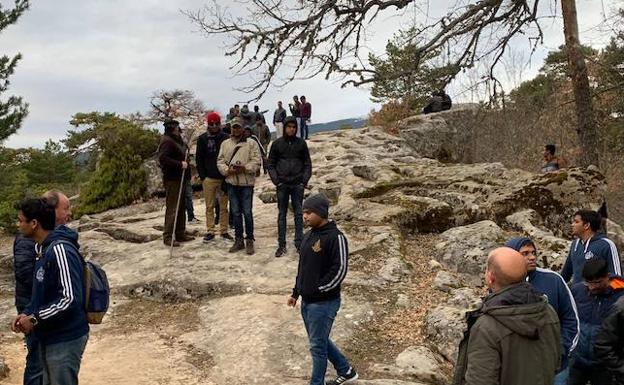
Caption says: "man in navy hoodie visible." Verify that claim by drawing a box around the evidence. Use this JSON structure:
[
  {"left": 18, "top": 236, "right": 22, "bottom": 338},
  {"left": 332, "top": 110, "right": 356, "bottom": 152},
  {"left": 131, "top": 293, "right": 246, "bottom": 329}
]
[
  {"left": 505, "top": 237, "right": 579, "bottom": 385},
  {"left": 569, "top": 257, "right": 624, "bottom": 385},
  {"left": 561, "top": 209, "right": 621, "bottom": 284},
  {"left": 11, "top": 198, "right": 89, "bottom": 385},
  {"left": 287, "top": 194, "right": 357, "bottom": 385}
]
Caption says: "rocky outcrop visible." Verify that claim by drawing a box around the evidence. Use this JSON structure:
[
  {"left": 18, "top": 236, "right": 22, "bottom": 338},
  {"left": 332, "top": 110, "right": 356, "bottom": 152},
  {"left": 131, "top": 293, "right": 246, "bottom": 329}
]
[{"left": 0, "top": 357, "right": 8, "bottom": 380}]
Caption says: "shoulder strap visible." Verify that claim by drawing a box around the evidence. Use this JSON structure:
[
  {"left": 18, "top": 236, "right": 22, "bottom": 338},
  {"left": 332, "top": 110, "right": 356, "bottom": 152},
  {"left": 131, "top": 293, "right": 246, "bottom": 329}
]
[{"left": 228, "top": 144, "right": 243, "bottom": 164}]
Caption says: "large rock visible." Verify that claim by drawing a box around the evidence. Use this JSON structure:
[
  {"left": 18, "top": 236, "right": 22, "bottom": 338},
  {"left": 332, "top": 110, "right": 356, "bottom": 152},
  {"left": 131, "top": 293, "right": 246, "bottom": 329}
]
[
  {"left": 425, "top": 306, "right": 467, "bottom": 364},
  {"left": 142, "top": 157, "right": 164, "bottom": 197},
  {"left": 435, "top": 221, "right": 504, "bottom": 275},
  {"left": 0, "top": 356, "right": 8, "bottom": 380}
]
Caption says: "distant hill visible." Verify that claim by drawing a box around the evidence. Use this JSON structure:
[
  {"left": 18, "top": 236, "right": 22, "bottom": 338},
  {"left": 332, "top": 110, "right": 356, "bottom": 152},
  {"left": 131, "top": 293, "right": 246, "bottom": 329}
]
[{"left": 308, "top": 117, "right": 367, "bottom": 134}]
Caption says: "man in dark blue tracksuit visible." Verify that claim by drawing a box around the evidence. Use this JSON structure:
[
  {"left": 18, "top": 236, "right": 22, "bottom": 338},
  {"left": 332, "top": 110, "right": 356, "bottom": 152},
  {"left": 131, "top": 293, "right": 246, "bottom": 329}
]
[
  {"left": 287, "top": 194, "right": 357, "bottom": 385},
  {"left": 12, "top": 198, "right": 89, "bottom": 385},
  {"left": 506, "top": 237, "right": 579, "bottom": 385},
  {"left": 561, "top": 209, "right": 622, "bottom": 284},
  {"left": 569, "top": 257, "right": 624, "bottom": 385}
]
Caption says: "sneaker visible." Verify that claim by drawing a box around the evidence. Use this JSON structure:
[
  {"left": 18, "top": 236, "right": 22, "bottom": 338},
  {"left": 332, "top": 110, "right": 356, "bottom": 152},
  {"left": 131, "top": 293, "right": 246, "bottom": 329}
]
[
  {"left": 188, "top": 217, "right": 201, "bottom": 224},
  {"left": 203, "top": 234, "right": 215, "bottom": 243},
  {"left": 327, "top": 368, "right": 358, "bottom": 385},
  {"left": 245, "top": 239, "right": 255, "bottom": 255},
  {"left": 221, "top": 233, "right": 234, "bottom": 240},
  {"left": 229, "top": 238, "right": 245, "bottom": 253},
  {"left": 274, "top": 246, "right": 287, "bottom": 258}
]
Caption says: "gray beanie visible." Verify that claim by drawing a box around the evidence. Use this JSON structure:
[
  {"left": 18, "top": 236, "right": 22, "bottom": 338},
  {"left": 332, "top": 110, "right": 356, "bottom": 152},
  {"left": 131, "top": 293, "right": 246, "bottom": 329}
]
[{"left": 303, "top": 194, "right": 330, "bottom": 219}]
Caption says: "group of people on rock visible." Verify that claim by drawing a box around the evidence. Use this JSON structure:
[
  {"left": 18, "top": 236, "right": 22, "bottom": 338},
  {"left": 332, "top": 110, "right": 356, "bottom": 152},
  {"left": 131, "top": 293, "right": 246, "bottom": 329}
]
[{"left": 454, "top": 209, "right": 623, "bottom": 385}]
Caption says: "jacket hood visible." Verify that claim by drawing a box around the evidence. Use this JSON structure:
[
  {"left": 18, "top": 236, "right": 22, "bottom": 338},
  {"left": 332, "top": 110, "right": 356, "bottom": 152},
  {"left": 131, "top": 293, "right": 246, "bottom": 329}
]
[
  {"left": 505, "top": 237, "right": 536, "bottom": 252},
  {"left": 482, "top": 282, "right": 551, "bottom": 339},
  {"left": 42, "top": 225, "right": 80, "bottom": 250},
  {"left": 283, "top": 116, "right": 298, "bottom": 137}
]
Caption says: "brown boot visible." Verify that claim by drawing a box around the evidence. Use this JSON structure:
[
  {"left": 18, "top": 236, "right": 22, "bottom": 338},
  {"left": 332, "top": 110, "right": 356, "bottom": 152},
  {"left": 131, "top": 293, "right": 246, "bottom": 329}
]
[
  {"left": 229, "top": 238, "right": 245, "bottom": 253},
  {"left": 164, "top": 239, "right": 181, "bottom": 247},
  {"left": 245, "top": 239, "right": 255, "bottom": 255},
  {"left": 176, "top": 234, "right": 195, "bottom": 242}
]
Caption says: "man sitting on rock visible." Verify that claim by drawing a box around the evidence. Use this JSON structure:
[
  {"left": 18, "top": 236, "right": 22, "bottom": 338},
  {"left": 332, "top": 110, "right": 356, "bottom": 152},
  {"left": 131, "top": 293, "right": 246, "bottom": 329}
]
[
  {"left": 452, "top": 247, "right": 560, "bottom": 385},
  {"left": 505, "top": 237, "right": 579, "bottom": 385},
  {"left": 568, "top": 257, "right": 624, "bottom": 385},
  {"left": 287, "top": 194, "right": 358, "bottom": 385},
  {"left": 561, "top": 209, "right": 622, "bottom": 284}
]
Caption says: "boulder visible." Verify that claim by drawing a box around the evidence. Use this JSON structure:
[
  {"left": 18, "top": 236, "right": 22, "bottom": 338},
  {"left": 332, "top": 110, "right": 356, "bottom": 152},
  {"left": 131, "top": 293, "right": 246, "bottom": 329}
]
[
  {"left": 142, "top": 157, "right": 164, "bottom": 197},
  {"left": 0, "top": 356, "right": 8, "bottom": 380},
  {"left": 425, "top": 305, "right": 467, "bottom": 364},
  {"left": 436, "top": 220, "right": 504, "bottom": 274},
  {"left": 395, "top": 346, "right": 446, "bottom": 384},
  {"left": 433, "top": 271, "right": 459, "bottom": 293}
]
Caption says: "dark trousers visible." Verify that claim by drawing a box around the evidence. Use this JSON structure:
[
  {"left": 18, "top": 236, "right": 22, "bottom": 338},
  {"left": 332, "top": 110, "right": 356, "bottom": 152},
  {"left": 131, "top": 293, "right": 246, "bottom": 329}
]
[
  {"left": 185, "top": 182, "right": 195, "bottom": 220},
  {"left": 569, "top": 363, "right": 612, "bottom": 385},
  {"left": 300, "top": 119, "right": 309, "bottom": 139},
  {"left": 277, "top": 184, "right": 304, "bottom": 248},
  {"left": 24, "top": 333, "right": 43, "bottom": 385},
  {"left": 228, "top": 185, "right": 254, "bottom": 240},
  {"left": 164, "top": 179, "right": 187, "bottom": 242}
]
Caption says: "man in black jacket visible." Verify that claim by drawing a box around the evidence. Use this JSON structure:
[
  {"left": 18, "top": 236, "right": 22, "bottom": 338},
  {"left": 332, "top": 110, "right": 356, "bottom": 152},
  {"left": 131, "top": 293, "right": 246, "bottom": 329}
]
[
  {"left": 158, "top": 119, "right": 194, "bottom": 247},
  {"left": 287, "top": 194, "right": 358, "bottom": 385},
  {"left": 13, "top": 190, "right": 72, "bottom": 385},
  {"left": 267, "top": 116, "right": 312, "bottom": 257},
  {"left": 595, "top": 296, "right": 624, "bottom": 385},
  {"left": 196, "top": 112, "right": 233, "bottom": 242}
]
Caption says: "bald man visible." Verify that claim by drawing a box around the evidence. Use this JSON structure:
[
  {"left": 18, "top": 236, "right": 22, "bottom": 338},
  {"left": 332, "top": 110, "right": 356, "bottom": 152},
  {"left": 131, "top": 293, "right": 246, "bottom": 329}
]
[
  {"left": 13, "top": 190, "right": 72, "bottom": 385},
  {"left": 452, "top": 247, "right": 561, "bottom": 385}
]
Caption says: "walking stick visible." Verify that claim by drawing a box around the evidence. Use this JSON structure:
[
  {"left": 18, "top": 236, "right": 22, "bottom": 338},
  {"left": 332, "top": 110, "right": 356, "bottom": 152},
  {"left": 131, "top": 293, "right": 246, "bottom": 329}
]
[{"left": 170, "top": 125, "right": 195, "bottom": 258}]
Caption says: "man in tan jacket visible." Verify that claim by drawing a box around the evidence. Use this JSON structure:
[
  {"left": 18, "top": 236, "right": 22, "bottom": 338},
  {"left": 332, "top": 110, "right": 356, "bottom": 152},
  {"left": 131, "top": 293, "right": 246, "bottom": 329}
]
[{"left": 217, "top": 117, "right": 260, "bottom": 254}]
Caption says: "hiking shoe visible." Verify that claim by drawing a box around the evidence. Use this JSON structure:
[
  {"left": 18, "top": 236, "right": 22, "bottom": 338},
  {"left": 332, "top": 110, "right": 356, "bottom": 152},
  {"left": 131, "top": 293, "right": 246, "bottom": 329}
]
[
  {"left": 176, "top": 234, "right": 195, "bottom": 242},
  {"left": 164, "top": 240, "right": 181, "bottom": 247},
  {"left": 274, "top": 246, "right": 287, "bottom": 258},
  {"left": 221, "top": 232, "right": 234, "bottom": 240},
  {"left": 327, "top": 367, "right": 358, "bottom": 385},
  {"left": 245, "top": 239, "right": 255, "bottom": 255},
  {"left": 188, "top": 217, "right": 201, "bottom": 224},
  {"left": 202, "top": 234, "right": 215, "bottom": 243},
  {"left": 229, "top": 238, "right": 245, "bottom": 253}
]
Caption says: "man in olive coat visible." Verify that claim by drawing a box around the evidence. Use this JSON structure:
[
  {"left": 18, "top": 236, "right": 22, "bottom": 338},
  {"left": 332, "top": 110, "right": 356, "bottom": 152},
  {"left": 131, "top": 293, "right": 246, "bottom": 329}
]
[{"left": 452, "top": 247, "right": 561, "bottom": 385}]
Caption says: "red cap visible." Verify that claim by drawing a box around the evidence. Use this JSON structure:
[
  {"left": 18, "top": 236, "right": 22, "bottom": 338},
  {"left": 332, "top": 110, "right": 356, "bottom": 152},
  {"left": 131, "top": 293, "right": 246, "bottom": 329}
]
[{"left": 206, "top": 111, "right": 221, "bottom": 125}]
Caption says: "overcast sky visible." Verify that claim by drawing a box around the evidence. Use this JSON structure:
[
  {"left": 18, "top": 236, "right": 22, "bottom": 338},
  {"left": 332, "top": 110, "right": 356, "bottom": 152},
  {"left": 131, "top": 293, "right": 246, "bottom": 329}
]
[{"left": 1, "top": 0, "right": 616, "bottom": 148}]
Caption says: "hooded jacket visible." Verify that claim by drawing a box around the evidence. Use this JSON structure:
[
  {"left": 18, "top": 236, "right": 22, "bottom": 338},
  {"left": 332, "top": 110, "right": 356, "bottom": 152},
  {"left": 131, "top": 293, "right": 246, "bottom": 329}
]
[
  {"left": 505, "top": 237, "right": 580, "bottom": 369},
  {"left": 267, "top": 118, "right": 312, "bottom": 186},
  {"left": 292, "top": 221, "right": 348, "bottom": 303},
  {"left": 594, "top": 296, "right": 624, "bottom": 384},
  {"left": 158, "top": 132, "right": 190, "bottom": 182},
  {"left": 452, "top": 282, "right": 561, "bottom": 385},
  {"left": 216, "top": 136, "right": 261, "bottom": 186},
  {"left": 561, "top": 233, "right": 622, "bottom": 284},
  {"left": 570, "top": 276, "right": 624, "bottom": 368},
  {"left": 196, "top": 130, "right": 229, "bottom": 180},
  {"left": 24, "top": 226, "right": 89, "bottom": 345},
  {"left": 13, "top": 234, "right": 37, "bottom": 314}
]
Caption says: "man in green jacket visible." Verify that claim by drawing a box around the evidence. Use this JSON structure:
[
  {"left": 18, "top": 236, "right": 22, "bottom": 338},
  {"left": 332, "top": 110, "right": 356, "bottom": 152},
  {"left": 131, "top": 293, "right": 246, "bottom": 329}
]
[{"left": 453, "top": 247, "right": 561, "bottom": 385}]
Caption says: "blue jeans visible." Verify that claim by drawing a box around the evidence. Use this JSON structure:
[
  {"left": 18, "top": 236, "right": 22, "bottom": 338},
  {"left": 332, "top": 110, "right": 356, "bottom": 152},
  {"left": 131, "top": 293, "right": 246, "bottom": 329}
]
[
  {"left": 228, "top": 185, "right": 254, "bottom": 240},
  {"left": 277, "top": 184, "right": 304, "bottom": 248},
  {"left": 553, "top": 366, "right": 568, "bottom": 385},
  {"left": 300, "top": 119, "right": 309, "bottom": 139},
  {"left": 185, "top": 182, "right": 195, "bottom": 220},
  {"left": 40, "top": 334, "right": 88, "bottom": 385},
  {"left": 24, "top": 334, "right": 43, "bottom": 385},
  {"left": 301, "top": 298, "right": 351, "bottom": 385}
]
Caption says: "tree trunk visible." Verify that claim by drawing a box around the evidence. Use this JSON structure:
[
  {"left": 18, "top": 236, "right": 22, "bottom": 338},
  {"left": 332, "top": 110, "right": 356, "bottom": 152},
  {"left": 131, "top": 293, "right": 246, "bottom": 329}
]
[{"left": 560, "top": 0, "right": 600, "bottom": 167}]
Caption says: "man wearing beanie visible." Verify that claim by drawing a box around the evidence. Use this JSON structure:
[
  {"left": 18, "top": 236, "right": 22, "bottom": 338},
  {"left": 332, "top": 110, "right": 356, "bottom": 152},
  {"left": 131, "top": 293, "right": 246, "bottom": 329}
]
[
  {"left": 505, "top": 237, "right": 579, "bottom": 385},
  {"left": 287, "top": 194, "right": 358, "bottom": 385}
]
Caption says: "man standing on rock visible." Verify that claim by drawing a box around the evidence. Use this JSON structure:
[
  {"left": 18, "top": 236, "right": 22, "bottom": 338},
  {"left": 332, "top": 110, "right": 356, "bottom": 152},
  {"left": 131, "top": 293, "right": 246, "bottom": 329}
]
[
  {"left": 505, "top": 237, "right": 579, "bottom": 385},
  {"left": 561, "top": 209, "right": 621, "bottom": 284},
  {"left": 196, "top": 112, "right": 233, "bottom": 242},
  {"left": 13, "top": 190, "right": 72, "bottom": 385},
  {"left": 268, "top": 116, "right": 312, "bottom": 257},
  {"left": 12, "top": 197, "right": 89, "bottom": 385},
  {"left": 273, "top": 100, "right": 287, "bottom": 139},
  {"left": 452, "top": 247, "right": 560, "bottom": 385},
  {"left": 287, "top": 194, "right": 358, "bottom": 385},
  {"left": 299, "top": 95, "right": 312, "bottom": 140},
  {"left": 568, "top": 257, "right": 624, "bottom": 385},
  {"left": 217, "top": 117, "right": 260, "bottom": 254},
  {"left": 158, "top": 119, "right": 195, "bottom": 247}
]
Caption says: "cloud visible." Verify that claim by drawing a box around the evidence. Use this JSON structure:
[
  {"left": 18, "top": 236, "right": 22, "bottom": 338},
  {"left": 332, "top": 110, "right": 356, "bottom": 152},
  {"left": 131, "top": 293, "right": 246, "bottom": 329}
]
[{"left": 1, "top": 0, "right": 613, "bottom": 148}]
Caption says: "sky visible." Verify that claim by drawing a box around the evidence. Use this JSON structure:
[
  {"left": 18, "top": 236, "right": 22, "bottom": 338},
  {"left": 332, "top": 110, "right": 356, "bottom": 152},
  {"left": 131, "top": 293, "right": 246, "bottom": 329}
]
[{"left": 1, "top": 0, "right": 617, "bottom": 148}]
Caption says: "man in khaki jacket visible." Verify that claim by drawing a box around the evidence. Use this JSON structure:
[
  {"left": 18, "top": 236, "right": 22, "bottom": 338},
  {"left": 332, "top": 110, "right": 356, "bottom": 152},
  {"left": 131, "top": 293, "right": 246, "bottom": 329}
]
[
  {"left": 217, "top": 117, "right": 260, "bottom": 254},
  {"left": 452, "top": 247, "right": 561, "bottom": 385}
]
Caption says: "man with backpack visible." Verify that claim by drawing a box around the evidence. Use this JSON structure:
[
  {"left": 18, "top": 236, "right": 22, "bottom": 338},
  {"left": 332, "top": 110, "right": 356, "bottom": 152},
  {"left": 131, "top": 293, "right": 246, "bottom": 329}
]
[{"left": 12, "top": 197, "right": 89, "bottom": 385}]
